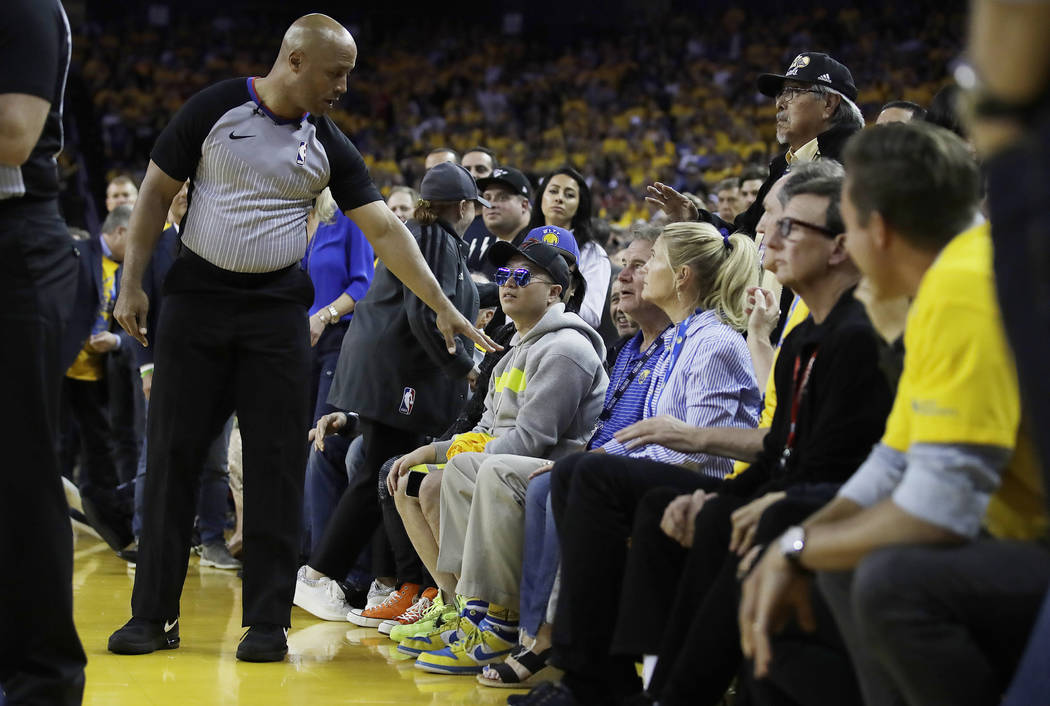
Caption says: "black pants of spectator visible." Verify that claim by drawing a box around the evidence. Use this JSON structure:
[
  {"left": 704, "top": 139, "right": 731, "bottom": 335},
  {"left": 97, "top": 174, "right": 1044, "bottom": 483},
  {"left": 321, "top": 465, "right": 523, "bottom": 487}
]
[
  {"left": 549, "top": 452, "right": 720, "bottom": 706},
  {"left": 132, "top": 251, "right": 312, "bottom": 628},
  {"left": 376, "top": 456, "right": 429, "bottom": 585},
  {"left": 733, "top": 496, "right": 860, "bottom": 706},
  {"left": 0, "top": 200, "right": 86, "bottom": 704},
  {"left": 309, "top": 319, "right": 349, "bottom": 424},
  {"left": 106, "top": 343, "right": 144, "bottom": 485},
  {"left": 64, "top": 376, "right": 131, "bottom": 520},
  {"left": 621, "top": 490, "right": 859, "bottom": 706},
  {"left": 309, "top": 419, "right": 426, "bottom": 583},
  {"left": 818, "top": 540, "right": 1050, "bottom": 706},
  {"left": 613, "top": 487, "right": 747, "bottom": 704}
]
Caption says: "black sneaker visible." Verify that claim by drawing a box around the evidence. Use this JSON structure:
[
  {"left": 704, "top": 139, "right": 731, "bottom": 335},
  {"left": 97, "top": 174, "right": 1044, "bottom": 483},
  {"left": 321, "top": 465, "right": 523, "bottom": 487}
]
[
  {"left": 236, "top": 624, "right": 288, "bottom": 662},
  {"left": 108, "top": 617, "right": 180, "bottom": 654}
]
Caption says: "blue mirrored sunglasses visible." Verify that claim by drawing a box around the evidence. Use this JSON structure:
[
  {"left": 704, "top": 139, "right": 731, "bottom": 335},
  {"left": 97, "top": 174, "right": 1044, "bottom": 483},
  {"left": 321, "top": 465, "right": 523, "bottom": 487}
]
[{"left": 493, "top": 267, "right": 551, "bottom": 287}]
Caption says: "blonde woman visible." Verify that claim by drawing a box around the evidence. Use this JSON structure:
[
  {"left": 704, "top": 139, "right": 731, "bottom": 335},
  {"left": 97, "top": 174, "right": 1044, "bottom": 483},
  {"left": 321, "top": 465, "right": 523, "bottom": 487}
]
[{"left": 513, "top": 221, "right": 764, "bottom": 705}]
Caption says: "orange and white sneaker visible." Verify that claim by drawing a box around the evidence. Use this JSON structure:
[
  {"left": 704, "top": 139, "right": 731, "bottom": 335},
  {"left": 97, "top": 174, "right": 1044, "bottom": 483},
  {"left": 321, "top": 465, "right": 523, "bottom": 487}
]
[
  {"left": 378, "top": 587, "right": 439, "bottom": 635},
  {"left": 348, "top": 582, "right": 421, "bottom": 628}
]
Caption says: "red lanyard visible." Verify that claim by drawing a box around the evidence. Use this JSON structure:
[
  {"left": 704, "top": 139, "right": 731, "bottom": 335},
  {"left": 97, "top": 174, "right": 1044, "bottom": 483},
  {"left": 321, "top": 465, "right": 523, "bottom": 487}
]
[{"left": 780, "top": 349, "right": 818, "bottom": 467}]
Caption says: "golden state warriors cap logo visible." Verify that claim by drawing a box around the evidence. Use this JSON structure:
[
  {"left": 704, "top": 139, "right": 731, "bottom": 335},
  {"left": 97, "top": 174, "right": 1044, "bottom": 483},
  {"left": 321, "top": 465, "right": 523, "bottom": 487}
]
[
  {"left": 786, "top": 54, "right": 810, "bottom": 76},
  {"left": 541, "top": 226, "right": 561, "bottom": 246}
]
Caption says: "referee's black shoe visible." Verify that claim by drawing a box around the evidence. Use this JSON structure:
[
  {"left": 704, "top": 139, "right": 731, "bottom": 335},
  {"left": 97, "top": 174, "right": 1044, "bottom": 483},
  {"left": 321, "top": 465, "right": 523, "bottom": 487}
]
[
  {"left": 108, "top": 616, "right": 180, "bottom": 654},
  {"left": 236, "top": 624, "right": 288, "bottom": 662}
]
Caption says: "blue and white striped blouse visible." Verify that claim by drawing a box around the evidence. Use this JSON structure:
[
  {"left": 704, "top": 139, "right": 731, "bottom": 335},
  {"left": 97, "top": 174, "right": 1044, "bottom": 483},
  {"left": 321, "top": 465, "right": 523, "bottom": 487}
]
[{"left": 604, "top": 308, "right": 761, "bottom": 477}]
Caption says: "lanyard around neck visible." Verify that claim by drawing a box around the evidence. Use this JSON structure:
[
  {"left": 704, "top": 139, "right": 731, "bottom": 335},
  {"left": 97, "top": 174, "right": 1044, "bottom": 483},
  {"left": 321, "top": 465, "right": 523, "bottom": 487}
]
[
  {"left": 779, "top": 348, "right": 819, "bottom": 468},
  {"left": 598, "top": 334, "right": 665, "bottom": 422}
]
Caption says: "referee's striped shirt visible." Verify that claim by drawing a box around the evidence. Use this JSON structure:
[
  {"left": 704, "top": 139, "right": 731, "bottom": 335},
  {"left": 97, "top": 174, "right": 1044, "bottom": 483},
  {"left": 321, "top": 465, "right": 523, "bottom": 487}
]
[{"left": 151, "top": 77, "right": 381, "bottom": 273}]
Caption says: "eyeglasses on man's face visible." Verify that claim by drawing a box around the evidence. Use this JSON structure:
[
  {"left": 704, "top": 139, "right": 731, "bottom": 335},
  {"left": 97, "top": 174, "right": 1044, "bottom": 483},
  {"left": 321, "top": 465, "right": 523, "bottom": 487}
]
[
  {"left": 773, "top": 217, "right": 839, "bottom": 242},
  {"left": 776, "top": 86, "right": 822, "bottom": 104},
  {"left": 493, "top": 267, "right": 553, "bottom": 288}
]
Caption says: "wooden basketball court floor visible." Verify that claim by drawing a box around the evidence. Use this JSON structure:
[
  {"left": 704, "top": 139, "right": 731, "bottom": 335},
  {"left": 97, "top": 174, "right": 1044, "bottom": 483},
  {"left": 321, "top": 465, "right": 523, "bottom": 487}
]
[{"left": 71, "top": 532, "right": 525, "bottom": 705}]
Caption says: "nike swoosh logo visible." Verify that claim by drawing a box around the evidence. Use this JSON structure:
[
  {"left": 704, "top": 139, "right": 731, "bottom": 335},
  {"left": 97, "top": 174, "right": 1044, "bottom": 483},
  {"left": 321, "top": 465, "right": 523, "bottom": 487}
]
[
  {"left": 229, "top": 132, "right": 255, "bottom": 140},
  {"left": 164, "top": 618, "right": 178, "bottom": 632},
  {"left": 470, "top": 644, "right": 510, "bottom": 661}
]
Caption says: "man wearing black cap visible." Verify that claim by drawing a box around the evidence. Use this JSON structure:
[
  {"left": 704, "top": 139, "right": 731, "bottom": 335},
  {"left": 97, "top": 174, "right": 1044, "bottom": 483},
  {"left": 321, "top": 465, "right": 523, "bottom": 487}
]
[
  {"left": 465, "top": 166, "right": 533, "bottom": 276},
  {"left": 649, "top": 52, "right": 864, "bottom": 238}
]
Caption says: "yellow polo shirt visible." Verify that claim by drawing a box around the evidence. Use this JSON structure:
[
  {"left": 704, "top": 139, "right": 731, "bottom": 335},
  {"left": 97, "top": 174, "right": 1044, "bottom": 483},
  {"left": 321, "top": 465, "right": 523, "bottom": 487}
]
[{"left": 882, "top": 222, "right": 1046, "bottom": 541}]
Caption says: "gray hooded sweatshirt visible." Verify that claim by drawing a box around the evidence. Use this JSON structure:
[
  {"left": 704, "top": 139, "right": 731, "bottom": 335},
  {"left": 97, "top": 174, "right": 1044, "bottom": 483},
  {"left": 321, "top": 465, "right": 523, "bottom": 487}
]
[{"left": 433, "top": 302, "right": 608, "bottom": 461}]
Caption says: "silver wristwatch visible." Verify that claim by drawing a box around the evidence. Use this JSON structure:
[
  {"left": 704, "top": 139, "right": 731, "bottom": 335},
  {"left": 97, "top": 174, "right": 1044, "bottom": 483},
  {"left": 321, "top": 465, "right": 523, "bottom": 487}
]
[{"left": 779, "top": 525, "right": 809, "bottom": 572}]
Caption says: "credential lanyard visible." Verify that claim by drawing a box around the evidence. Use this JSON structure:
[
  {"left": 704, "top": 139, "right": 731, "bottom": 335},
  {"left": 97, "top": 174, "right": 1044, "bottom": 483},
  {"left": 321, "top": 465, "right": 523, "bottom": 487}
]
[
  {"left": 779, "top": 348, "right": 819, "bottom": 468},
  {"left": 652, "top": 308, "right": 702, "bottom": 414},
  {"left": 598, "top": 335, "right": 665, "bottom": 421}
]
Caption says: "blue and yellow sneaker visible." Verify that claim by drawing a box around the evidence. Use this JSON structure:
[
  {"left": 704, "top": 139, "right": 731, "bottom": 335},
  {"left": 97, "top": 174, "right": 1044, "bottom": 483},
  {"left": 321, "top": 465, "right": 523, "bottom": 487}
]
[
  {"left": 396, "top": 596, "right": 485, "bottom": 657},
  {"left": 414, "top": 619, "right": 516, "bottom": 675}
]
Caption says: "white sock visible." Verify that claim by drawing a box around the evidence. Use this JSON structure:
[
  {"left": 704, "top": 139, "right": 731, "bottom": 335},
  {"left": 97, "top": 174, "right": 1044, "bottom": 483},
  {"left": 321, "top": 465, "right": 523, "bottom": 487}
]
[{"left": 642, "top": 655, "right": 658, "bottom": 690}]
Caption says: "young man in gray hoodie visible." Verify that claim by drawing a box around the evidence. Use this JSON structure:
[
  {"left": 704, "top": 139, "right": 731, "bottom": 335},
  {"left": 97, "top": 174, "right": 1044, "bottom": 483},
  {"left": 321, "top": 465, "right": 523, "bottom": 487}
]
[{"left": 387, "top": 227, "right": 608, "bottom": 673}]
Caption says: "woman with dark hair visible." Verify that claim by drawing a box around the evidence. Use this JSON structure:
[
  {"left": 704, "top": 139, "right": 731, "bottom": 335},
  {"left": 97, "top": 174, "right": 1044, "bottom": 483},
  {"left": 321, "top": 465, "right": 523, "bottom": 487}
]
[{"left": 530, "top": 167, "right": 611, "bottom": 330}]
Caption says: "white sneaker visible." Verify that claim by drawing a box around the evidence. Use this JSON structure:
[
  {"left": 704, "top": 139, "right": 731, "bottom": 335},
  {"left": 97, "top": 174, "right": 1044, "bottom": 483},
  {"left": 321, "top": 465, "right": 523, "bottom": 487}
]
[
  {"left": 364, "top": 578, "right": 397, "bottom": 609},
  {"left": 346, "top": 578, "right": 398, "bottom": 623},
  {"left": 292, "top": 566, "right": 351, "bottom": 621}
]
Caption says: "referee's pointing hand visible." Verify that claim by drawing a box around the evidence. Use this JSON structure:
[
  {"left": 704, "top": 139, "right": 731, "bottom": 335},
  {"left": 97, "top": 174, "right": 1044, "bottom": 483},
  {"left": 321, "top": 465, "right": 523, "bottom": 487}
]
[
  {"left": 115, "top": 284, "right": 150, "bottom": 347},
  {"left": 437, "top": 305, "right": 501, "bottom": 354}
]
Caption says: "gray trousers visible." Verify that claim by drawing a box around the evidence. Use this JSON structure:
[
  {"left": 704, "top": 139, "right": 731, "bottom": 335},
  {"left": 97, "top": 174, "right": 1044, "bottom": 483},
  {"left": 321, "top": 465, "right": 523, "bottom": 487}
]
[
  {"left": 438, "top": 452, "right": 548, "bottom": 609},
  {"left": 818, "top": 539, "right": 1050, "bottom": 706}
]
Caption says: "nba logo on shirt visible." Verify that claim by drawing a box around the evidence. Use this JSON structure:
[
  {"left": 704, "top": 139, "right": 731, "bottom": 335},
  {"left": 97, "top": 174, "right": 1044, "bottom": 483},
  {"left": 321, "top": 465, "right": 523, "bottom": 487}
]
[
  {"left": 399, "top": 387, "right": 416, "bottom": 415},
  {"left": 297, "top": 141, "right": 307, "bottom": 166}
]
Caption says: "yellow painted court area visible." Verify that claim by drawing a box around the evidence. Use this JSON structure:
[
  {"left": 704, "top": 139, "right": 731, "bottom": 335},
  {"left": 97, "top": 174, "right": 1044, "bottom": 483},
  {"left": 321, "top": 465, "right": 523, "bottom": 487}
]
[{"left": 72, "top": 536, "right": 523, "bottom": 705}]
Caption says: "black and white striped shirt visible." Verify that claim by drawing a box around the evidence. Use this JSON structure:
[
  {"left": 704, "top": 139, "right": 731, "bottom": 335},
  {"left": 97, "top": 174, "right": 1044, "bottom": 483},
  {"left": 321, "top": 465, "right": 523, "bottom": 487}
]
[{"left": 152, "top": 77, "right": 381, "bottom": 273}]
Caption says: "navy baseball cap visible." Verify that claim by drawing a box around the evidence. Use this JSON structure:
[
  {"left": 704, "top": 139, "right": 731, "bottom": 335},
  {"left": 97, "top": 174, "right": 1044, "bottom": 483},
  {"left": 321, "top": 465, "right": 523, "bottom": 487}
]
[
  {"left": 757, "top": 52, "right": 858, "bottom": 103},
  {"left": 420, "top": 162, "right": 491, "bottom": 208}
]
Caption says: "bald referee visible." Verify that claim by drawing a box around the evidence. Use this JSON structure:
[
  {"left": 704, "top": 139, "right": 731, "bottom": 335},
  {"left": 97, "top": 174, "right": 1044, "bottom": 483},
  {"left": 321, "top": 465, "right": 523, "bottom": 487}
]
[{"left": 107, "top": 14, "right": 497, "bottom": 662}]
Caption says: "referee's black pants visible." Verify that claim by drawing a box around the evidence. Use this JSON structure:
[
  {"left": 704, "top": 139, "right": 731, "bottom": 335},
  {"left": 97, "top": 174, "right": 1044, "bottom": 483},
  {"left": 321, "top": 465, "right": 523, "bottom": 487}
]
[
  {"left": 0, "top": 199, "right": 86, "bottom": 704},
  {"left": 131, "top": 250, "right": 312, "bottom": 628}
]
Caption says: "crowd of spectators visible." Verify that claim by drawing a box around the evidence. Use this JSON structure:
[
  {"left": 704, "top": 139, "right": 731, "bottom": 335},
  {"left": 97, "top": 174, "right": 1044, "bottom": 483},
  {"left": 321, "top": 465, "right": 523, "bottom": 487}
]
[
  {"left": 65, "top": 2, "right": 964, "bottom": 234},
  {"left": 45, "top": 3, "right": 1050, "bottom": 706}
]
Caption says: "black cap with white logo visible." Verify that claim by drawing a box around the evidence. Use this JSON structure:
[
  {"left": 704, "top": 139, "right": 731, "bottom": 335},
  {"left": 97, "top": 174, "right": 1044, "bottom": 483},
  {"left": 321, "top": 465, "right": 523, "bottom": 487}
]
[
  {"left": 476, "top": 166, "right": 532, "bottom": 200},
  {"left": 757, "top": 52, "right": 858, "bottom": 102}
]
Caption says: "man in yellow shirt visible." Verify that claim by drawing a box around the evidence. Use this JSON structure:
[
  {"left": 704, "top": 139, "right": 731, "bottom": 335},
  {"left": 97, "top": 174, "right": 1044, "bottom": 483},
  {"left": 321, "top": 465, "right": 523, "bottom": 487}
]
[
  {"left": 62, "top": 204, "right": 135, "bottom": 552},
  {"left": 740, "top": 122, "right": 1049, "bottom": 706}
]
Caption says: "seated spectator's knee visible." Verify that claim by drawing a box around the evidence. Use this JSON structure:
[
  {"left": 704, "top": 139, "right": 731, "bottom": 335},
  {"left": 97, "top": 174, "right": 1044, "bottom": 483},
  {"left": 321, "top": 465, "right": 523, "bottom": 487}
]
[
  {"left": 550, "top": 451, "right": 590, "bottom": 501},
  {"left": 477, "top": 457, "right": 528, "bottom": 500},
  {"left": 851, "top": 546, "right": 925, "bottom": 639},
  {"left": 419, "top": 469, "right": 443, "bottom": 517},
  {"left": 636, "top": 486, "right": 682, "bottom": 528}
]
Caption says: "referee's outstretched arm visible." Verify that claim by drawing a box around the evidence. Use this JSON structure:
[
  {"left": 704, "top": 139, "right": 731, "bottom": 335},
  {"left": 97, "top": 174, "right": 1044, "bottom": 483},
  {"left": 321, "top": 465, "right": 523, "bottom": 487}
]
[{"left": 349, "top": 199, "right": 500, "bottom": 354}]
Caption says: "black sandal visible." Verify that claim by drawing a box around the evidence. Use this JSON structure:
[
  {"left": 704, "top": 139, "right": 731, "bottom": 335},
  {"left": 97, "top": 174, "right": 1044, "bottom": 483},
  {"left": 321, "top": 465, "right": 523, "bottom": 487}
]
[{"left": 477, "top": 645, "right": 560, "bottom": 688}]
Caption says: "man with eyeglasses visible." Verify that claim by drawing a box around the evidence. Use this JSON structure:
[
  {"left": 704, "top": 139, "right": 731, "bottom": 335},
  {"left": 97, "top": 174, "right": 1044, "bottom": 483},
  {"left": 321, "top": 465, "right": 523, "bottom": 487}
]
[
  {"left": 648, "top": 52, "right": 863, "bottom": 239},
  {"left": 465, "top": 166, "right": 533, "bottom": 277}
]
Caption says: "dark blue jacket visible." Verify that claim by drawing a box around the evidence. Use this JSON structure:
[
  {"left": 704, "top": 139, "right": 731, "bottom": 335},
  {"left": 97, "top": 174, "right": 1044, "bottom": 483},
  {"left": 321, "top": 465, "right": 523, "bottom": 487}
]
[
  {"left": 61, "top": 235, "right": 132, "bottom": 371},
  {"left": 135, "top": 224, "right": 180, "bottom": 368}
]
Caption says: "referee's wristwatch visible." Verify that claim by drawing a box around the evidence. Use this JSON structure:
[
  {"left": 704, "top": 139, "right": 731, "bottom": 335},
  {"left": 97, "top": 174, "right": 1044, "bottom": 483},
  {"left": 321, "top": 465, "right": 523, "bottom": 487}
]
[{"left": 779, "top": 526, "right": 811, "bottom": 574}]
